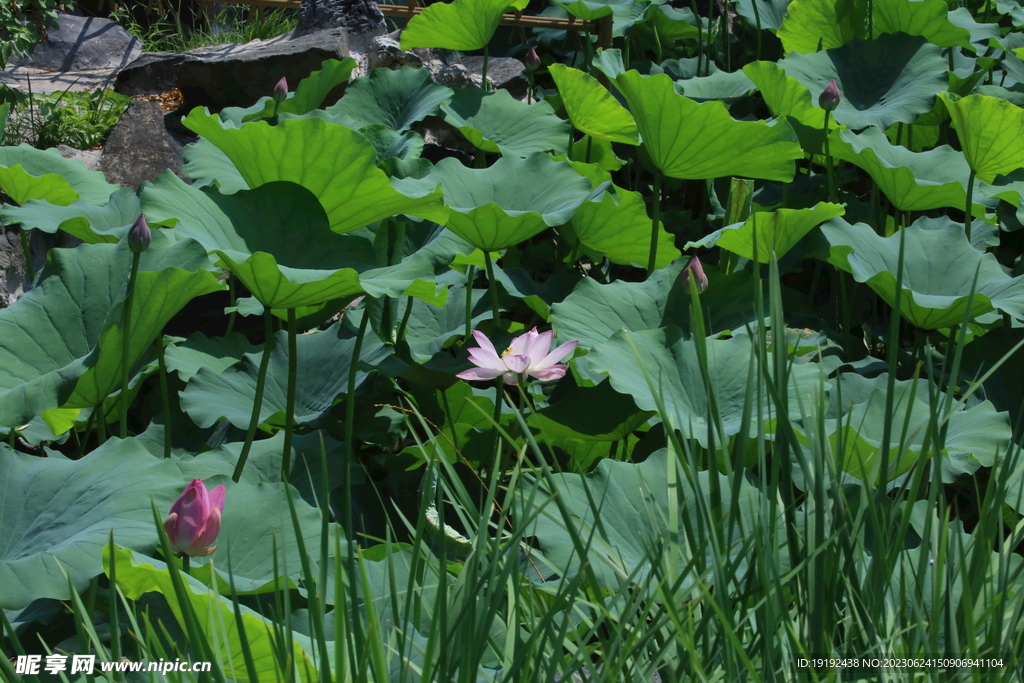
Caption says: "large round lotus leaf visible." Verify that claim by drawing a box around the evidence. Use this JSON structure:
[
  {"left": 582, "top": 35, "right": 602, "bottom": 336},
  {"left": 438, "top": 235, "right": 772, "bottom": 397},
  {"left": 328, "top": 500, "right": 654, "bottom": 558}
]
[
  {"left": 821, "top": 216, "right": 1024, "bottom": 328},
  {"left": 647, "top": 3, "right": 702, "bottom": 40},
  {"left": 0, "top": 187, "right": 140, "bottom": 244},
  {"left": 182, "top": 109, "right": 447, "bottom": 233},
  {"left": 240, "top": 57, "right": 357, "bottom": 122},
  {"left": 779, "top": 33, "right": 947, "bottom": 131},
  {"left": 673, "top": 70, "right": 755, "bottom": 102},
  {"left": 0, "top": 439, "right": 184, "bottom": 610},
  {"left": 735, "top": 0, "right": 792, "bottom": 30},
  {"left": 356, "top": 125, "right": 424, "bottom": 164},
  {"left": 553, "top": 0, "right": 631, "bottom": 20},
  {"left": 0, "top": 234, "right": 222, "bottom": 427},
  {"left": 548, "top": 64, "right": 639, "bottom": 145},
  {"left": 818, "top": 374, "right": 1011, "bottom": 483},
  {"left": 164, "top": 332, "right": 261, "bottom": 383},
  {"left": 587, "top": 327, "right": 822, "bottom": 447},
  {"left": 399, "top": 0, "right": 523, "bottom": 51},
  {"left": 528, "top": 380, "right": 654, "bottom": 442},
  {"left": 827, "top": 127, "right": 973, "bottom": 211},
  {"left": 0, "top": 144, "right": 118, "bottom": 207},
  {"left": 743, "top": 61, "right": 828, "bottom": 130},
  {"left": 142, "top": 173, "right": 456, "bottom": 311},
  {"left": 400, "top": 283, "right": 492, "bottom": 363},
  {"left": 566, "top": 162, "right": 679, "bottom": 268},
  {"left": 108, "top": 546, "right": 319, "bottom": 683},
  {"left": 441, "top": 87, "right": 570, "bottom": 157},
  {"left": 426, "top": 154, "right": 593, "bottom": 251},
  {"left": 326, "top": 66, "right": 453, "bottom": 133},
  {"left": 872, "top": 0, "right": 973, "bottom": 49},
  {"left": 777, "top": 0, "right": 868, "bottom": 53},
  {"left": 940, "top": 93, "right": 1024, "bottom": 183},
  {"left": 514, "top": 448, "right": 777, "bottom": 592},
  {"left": 689, "top": 202, "right": 845, "bottom": 262},
  {"left": 181, "top": 323, "right": 391, "bottom": 430},
  {"left": 612, "top": 70, "right": 802, "bottom": 180}
]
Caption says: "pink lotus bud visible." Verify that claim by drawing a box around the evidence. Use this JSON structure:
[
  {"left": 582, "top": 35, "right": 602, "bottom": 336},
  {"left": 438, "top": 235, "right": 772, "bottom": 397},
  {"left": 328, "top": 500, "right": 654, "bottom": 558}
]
[
  {"left": 128, "top": 214, "right": 150, "bottom": 254},
  {"left": 819, "top": 78, "right": 840, "bottom": 112},
  {"left": 272, "top": 76, "right": 288, "bottom": 102},
  {"left": 163, "top": 479, "right": 225, "bottom": 557},
  {"left": 523, "top": 48, "right": 541, "bottom": 72},
  {"left": 681, "top": 256, "right": 708, "bottom": 293}
]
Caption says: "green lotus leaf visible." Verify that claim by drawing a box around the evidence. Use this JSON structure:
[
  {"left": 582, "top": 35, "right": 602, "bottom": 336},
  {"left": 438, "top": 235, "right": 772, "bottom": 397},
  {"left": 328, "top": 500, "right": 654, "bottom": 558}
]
[
  {"left": 399, "top": 0, "right": 515, "bottom": 51},
  {"left": 548, "top": 63, "right": 639, "bottom": 145},
  {"left": 0, "top": 144, "right": 118, "bottom": 207},
  {"left": 164, "top": 332, "right": 261, "bottom": 383},
  {"left": 398, "top": 284, "right": 492, "bottom": 363},
  {"left": 182, "top": 109, "right": 447, "bottom": 232},
  {"left": 592, "top": 47, "right": 627, "bottom": 79},
  {"left": 673, "top": 70, "right": 755, "bottom": 101},
  {"left": 528, "top": 380, "right": 655, "bottom": 442},
  {"left": 947, "top": 7, "right": 1000, "bottom": 45},
  {"left": 0, "top": 187, "right": 141, "bottom": 243},
  {"left": 872, "top": 0, "right": 973, "bottom": 49},
  {"left": 647, "top": 2, "right": 702, "bottom": 40},
  {"left": 689, "top": 202, "right": 845, "bottom": 262},
  {"left": 0, "top": 439, "right": 184, "bottom": 609},
  {"left": 357, "top": 125, "right": 425, "bottom": 165},
  {"left": 0, "top": 234, "right": 222, "bottom": 427},
  {"left": 587, "top": 327, "right": 822, "bottom": 447},
  {"left": 821, "top": 216, "right": 1024, "bottom": 328},
  {"left": 242, "top": 57, "right": 357, "bottom": 122},
  {"left": 514, "top": 448, "right": 778, "bottom": 592},
  {"left": 743, "top": 60, "right": 827, "bottom": 130},
  {"left": 326, "top": 65, "right": 453, "bottom": 133},
  {"left": 180, "top": 323, "right": 391, "bottom": 429},
  {"left": 735, "top": 0, "right": 792, "bottom": 30},
  {"left": 779, "top": 33, "right": 947, "bottom": 131},
  {"left": 0, "top": 103, "right": 9, "bottom": 136},
  {"left": 940, "top": 93, "right": 1024, "bottom": 183},
  {"left": 426, "top": 154, "right": 593, "bottom": 251},
  {"left": 827, "top": 127, "right": 973, "bottom": 211},
  {"left": 107, "top": 545, "right": 318, "bottom": 683},
  {"left": 567, "top": 165, "right": 680, "bottom": 268},
  {"left": 553, "top": 0, "right": 631, "bottom": 20},
  {"left": 777, "top": 0, "right": 868, "bottom": 53},
  {"left": 612, "top": 70, "right": 802, "bottom": 180},
  {"left": 816, "top": 374, "right": 1011, "bottom": 483},
  {"left": 441, "top": 87, "right": 570, "bottom": 157}
]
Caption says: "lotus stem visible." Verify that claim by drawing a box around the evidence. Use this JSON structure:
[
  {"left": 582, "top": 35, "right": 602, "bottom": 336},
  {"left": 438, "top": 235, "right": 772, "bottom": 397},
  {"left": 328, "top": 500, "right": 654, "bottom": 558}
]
[
  {"left": 647, "top": 172, "right": 663, "bottom": 276},
  {"left": 483, "top": 250, "right": 504, "bottom": 465},
  {"left": 181, "top": 555, "right": 190, "bottom": 576},
  {"left": 965, "top": 168, "right": 976, "bottom": 242},
  {"left": 823, "top": 111, "right": 837, "bottom": 204},
  {"left": 706, "top": 0, "right": 715, "bottom": 75},
  {"left": 690, "top": 0, "right": 704, "bottom": 74},
  {"left": 464, "top": 265, "right": 476, "bottom": 344},
  {"left": 232, "top": 308, "right": 276, "bottom": 482},
  {"left": 119, "top": 251, "right": 141, "bottom": 439},
  {"left": 396, "top": 295, "right": 415, "bottom": 344},
  {"left": 158, "top": 335, "right": 171, "bottom": 459},
  {"left": 282, "top": 307, "right": 298, "bottom": 481},
  {"left": 751, "top": 0, "right": 762, "bottom": 61},
  {"left": 19, "top": 228, "right": 35, "bottom": 283},
  {"left": 867, "top": 0, "right": 873, "bottom": 38},
  {"left": 585, "top": 135, "right": 593, "bottom": 164},
  {"left": 225, "top": 276, "right": 237, "bottom": 335},
  {"left": 343, "top": 307, "right": 371, "bottom": 541},
  {"left": 482, "top": 45, "right": 490, "bottom": 92}
]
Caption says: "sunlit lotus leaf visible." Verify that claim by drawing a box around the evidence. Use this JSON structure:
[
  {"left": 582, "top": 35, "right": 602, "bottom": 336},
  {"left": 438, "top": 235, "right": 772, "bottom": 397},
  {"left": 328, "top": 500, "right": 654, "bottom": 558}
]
[
  {"left": 553, "top": 0, "right": 631, "bottom": 20},
  {"left": 777, "top": 0, "right": 868, "bottom": 53},
  {"left": 743, "top": 61, "right": 828, "bottom": 129},
  {"left": 827, "top": 127, "right": 972, "bottom": 211},
  {"left": 164, "top": 332, "right": 261, "bottom": 383},
  {"left": 181, "top": 323, "right": 391, "bottom": 430},
  {"left": 441, "top": 87, "right": 570, "bottom": 157},
  {"left": 673, "top": 70, "right": 755, "bottom": 101},
  {"left": 327, "top": 66, "right": 453, "bottom": 133},
  {"left": 779, "top": 33, "right": 947, "bottom": 130},
  {"left": 735, "top": 0, "right": 792, "bottom": 30},
  {"left": 549, "top": 64, "right": 639, "bottom": 145},
  {"left": 0, "top": 233, "right": 221, "bottom": 427},
  {"left": 0, "top": 144, "right": 118, "bottom": 206},
  {"left": 822, "top": 216, "right": 1024, "bottom": 328},
  {"left": 0, "top": 188, "right": 140, "bottom": 243},
  {"left": 241, "top": 57, "right": 358, "bottom": 122},
  {"left": 182, "top": 109, "right": 447, "bottom": 232},
  {"left": 611, "top": 70, "right": 802, "bottom": 180},
  {"left": 426, "top": 154, "right": 593, "bottom": 251},
  {"left": 690, "top": 203, "right": 845, "bottom": 262},
  {"left": 940, "top": 93, "right": 1024, "bottom": 183},
  {"left": 0, "top": 440, "right": 183, "bottom": 609},
  {"left": 399, "top": 0, "right": 521, "bottom": 51},
  {"left": 872, "top": 0, "right": 973, "bottom": 49}
]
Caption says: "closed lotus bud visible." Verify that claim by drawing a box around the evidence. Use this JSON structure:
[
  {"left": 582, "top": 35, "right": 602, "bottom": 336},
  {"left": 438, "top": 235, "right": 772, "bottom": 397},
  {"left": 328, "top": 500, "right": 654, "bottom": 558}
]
[
  {"left": 523, "top": 47, "right": 541, "bottom": 72},
  {"left": 272, "top": 76, "right": 288, "bottom": 102},
  {"left": 819, "top": 78, "right": 840, "bottom": 112},
  {"left": 128, "top": 214, "right": 151, "bottom": 254},
  {"left": 164, "top": 479, "right": 225, "bottom": 557},
  {"left": 681, "top": 256, "right": 708, "bottom": 293}
]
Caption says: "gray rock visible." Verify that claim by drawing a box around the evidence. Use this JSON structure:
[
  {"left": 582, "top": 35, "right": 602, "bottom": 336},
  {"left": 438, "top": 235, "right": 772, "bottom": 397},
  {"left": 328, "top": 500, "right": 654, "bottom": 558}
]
[
  {"left": 114, "top": 29, "right": 349, "bottom": 111},
  {"left": 297, "top": 0, "right": 386, "bottom": 36},
  {"left": 99, "top": 100, "right": 185, "bottom": 190},
  {"left": 9, "top": 13, "right": 142, "bottom": 72},
  {"left": 460, "top": 56, "right": 528, "bottom": 98},
  {"left": 0, "top": 219, "right": 28, "bottom": 308},
  {"left": 0, "top": 65, "right": 120, "bottom": 96},
  {"left": 57, "top": 145, "right": 102, "bottom": 172},
  {"left": 366, "top": 31, "right": 460, "bottom": 82}
]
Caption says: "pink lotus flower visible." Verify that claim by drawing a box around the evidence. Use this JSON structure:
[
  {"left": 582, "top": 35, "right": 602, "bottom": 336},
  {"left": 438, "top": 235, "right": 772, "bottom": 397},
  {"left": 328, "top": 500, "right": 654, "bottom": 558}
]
[
  {"left": 458, "top": 328, "right": 578, "bottom": 385},
  {"left": 819, "top": 78, "right": 840, "bottom": 112},
  {"left": 272, "top": 76, "right": 288, "bottom": 102},
  {"left": 681, "top": 256, "right": 708, "bottom": 292},
  {"left": 163, "top": 479, "right": 225, "bottom": 557},
  {"left": 523, "top": 47, "right": 541, "bottom": 72}
]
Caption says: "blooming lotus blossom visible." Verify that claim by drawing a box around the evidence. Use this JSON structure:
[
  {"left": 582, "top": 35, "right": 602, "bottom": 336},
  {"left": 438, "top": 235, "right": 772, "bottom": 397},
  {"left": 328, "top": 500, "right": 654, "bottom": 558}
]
[
  {"left": 819, "top": 78, "right": 840, "bottom": 112},
  {"left": 163, "top": 479, "right": 225, "bottom": 557},
  {"left": 681, "top": 256, "right": 708, "bottom": 293},
  {"left": 458, "top": 328, "right": 578, "bottom": 385}
]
